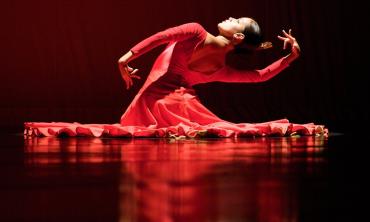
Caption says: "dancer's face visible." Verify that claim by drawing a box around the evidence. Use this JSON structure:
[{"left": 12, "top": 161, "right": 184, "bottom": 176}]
[{"left": 217, "top": 17, "right": 251, "bottom": 38}]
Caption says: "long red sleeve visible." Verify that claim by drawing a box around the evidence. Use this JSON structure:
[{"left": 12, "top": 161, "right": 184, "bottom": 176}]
[
  {"left": 130, "top": 23, "right": 207, "bottom": 57},
  {"left": 208, "top": 57, "right": 290, "bottom": 83}
]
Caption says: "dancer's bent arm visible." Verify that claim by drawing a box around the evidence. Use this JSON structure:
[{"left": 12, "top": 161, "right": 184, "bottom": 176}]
[
  {"left": 210, "top": 29, "right": 300, "bottom": 83},
  {"left": 118, "top": 23, "right": 205, "bottom": 89}
]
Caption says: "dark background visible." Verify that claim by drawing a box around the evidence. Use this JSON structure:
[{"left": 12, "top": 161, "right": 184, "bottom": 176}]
[{"left": 1, "top": 0, "right": 368, "bottom": 134}]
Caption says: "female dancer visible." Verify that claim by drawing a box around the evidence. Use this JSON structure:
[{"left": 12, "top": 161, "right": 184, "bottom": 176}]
[{"left": 25, "top": 17, "right": 327, "bottom": 137}]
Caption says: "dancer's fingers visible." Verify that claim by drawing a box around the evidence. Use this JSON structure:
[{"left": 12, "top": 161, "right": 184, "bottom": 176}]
[
  {"left": 125, "top": 78, "right": 132, "bottom": 90},
  {"left": 131, "top": 75, "right": 141, "bottom": 79},
  {"left": 277, "top": 35, "right": 285, "bottom": 41},
  {"left": 130, "top": 69, "right": 139, "bottom": 75},
  {"left": 282, "top": 29, "right": 293, "bottom": 39}
]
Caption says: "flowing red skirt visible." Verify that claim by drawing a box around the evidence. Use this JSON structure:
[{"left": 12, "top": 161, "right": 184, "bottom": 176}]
[
  {"left": 24, "top": 119, "right": 327, "bottom": 138},
  {"left": 24, "top": 84, "right": 328, "bottom": 138}
]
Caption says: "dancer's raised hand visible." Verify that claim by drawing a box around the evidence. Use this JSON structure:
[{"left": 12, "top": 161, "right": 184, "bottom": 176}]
[
  {"left": 277, "top": 29, "right": 301, "bottom": 56},
  {"left": 118, "top": 59, "right": 140, "bottom": 90}
]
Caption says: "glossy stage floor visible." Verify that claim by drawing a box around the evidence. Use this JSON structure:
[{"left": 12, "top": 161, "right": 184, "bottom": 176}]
[{"left": 0, "top": 132, "right": 363, "bottom": 222}]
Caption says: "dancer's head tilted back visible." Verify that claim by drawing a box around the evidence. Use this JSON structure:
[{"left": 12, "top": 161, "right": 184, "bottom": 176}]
[{"left": 218, "top": 17, "right": 272, "bottom": 53}]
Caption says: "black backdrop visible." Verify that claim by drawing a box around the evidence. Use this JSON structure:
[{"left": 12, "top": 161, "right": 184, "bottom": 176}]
[{"left": 1, "top": 0, "right": 368, "bottom": 133}]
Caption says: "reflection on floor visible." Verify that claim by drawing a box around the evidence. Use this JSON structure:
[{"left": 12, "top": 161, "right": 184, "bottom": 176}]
[
  {"left": 3, "top": 133, "right": 363, "bottom": 221},
  {"left": 6, "top": 136, "right": 328, "bottom": 222}
]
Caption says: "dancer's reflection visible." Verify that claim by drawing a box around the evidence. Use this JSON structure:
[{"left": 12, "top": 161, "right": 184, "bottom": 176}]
[{"left": 24, "top": 136, "right": 327, "bottom": 221}]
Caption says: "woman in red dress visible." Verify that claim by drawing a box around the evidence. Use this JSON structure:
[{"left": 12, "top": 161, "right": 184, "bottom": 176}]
[{"left": 24, "top": 17, "right": 327, "bottom": 138}]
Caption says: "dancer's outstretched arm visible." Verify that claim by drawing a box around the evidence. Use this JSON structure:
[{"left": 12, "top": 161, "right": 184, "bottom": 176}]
[
  {"left": 209, "top": 29, "right": 301, "bottom": 83},
  {"left": 118, "top": 23, "right": 206, "bottom": 89}
]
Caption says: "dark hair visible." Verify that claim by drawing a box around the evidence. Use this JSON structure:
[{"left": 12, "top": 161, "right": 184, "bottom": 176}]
[{"left": 234, "top": 19, "right": 272, "bottom": 54}]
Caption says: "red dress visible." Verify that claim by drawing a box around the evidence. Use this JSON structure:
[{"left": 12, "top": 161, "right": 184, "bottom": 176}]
[{"left": 24, "top": 23, "right": 328, "bottom": 138}]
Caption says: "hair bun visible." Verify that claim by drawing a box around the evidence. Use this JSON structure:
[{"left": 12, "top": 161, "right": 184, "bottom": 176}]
[{"left": 256, "top": 41, "right": 273, "bottom": 50}]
